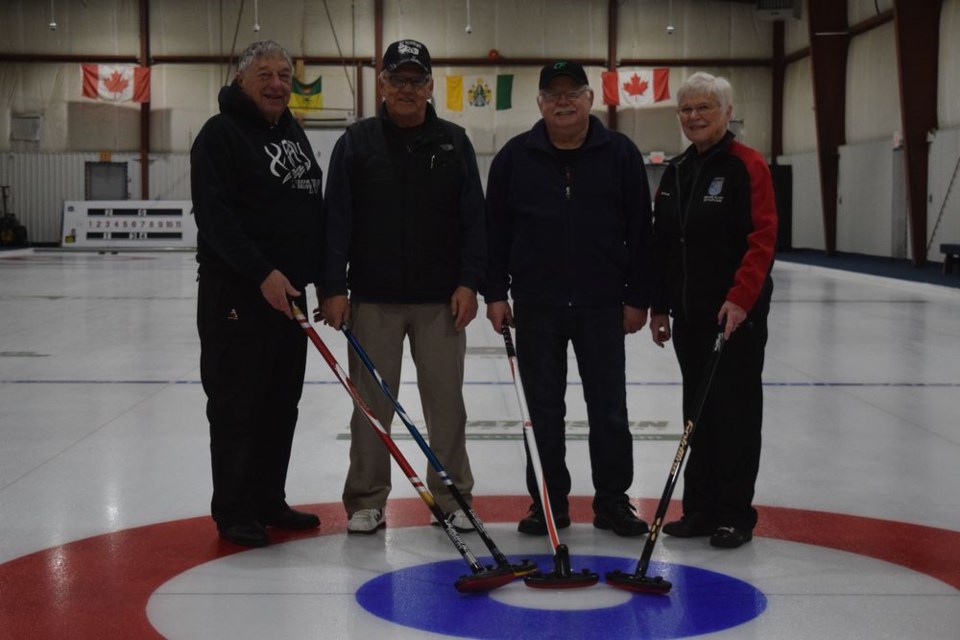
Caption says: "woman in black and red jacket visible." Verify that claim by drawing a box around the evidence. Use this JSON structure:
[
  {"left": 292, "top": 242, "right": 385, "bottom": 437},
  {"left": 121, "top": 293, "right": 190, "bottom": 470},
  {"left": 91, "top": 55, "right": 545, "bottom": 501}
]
[{"left": 650, "top": 72, "right": 777, "bottom": 549}]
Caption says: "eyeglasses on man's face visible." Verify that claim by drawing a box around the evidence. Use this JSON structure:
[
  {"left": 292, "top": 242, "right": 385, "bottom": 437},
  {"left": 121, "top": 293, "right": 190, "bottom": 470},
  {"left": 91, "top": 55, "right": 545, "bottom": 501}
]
[
  {"left": 385, "top": 74, "right": 431, "bottom": 89},
  {"left": 678, "top": 102, "right": 719, "bottom": 118},
  {"left": 539, "top": 88, "right": 589, "bottom": 103}
]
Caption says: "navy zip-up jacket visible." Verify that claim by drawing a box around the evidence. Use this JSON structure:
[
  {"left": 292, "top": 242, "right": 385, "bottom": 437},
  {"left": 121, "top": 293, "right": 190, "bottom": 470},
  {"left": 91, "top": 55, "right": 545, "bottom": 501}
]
[
  {"left": 484, "top": 115, "right": 653, "bottom": 308},
  {"left": 191, "top": 81, "right": 323, "bottom": 289}
]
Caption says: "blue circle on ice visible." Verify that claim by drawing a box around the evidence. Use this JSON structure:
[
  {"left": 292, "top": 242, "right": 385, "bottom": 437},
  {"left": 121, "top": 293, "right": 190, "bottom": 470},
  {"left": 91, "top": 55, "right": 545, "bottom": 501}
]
[{"left": 356, "top": 554, "right": 766, "bottom": 639}]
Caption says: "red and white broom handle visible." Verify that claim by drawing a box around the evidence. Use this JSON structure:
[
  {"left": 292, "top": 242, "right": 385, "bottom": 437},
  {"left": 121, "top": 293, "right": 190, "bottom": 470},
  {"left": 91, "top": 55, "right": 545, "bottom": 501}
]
[
  {"left": 290, "top": 303, "right": 487, "bottom": 574},
  {"left": 501, "top": 325, "right": 563, "bottom": 554}
]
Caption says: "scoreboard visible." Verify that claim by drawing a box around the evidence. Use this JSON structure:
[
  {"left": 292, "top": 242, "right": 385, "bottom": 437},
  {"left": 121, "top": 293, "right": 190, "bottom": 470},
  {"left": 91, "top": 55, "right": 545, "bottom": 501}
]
[{"left": 61, "top": 200, "right": 196, "bottom": 249}]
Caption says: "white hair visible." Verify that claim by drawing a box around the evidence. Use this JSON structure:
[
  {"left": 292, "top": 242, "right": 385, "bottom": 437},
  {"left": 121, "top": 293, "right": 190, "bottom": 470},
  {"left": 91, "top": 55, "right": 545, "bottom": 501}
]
[{"left": 676, "top": 72, "right": 733, "bottom": 112}]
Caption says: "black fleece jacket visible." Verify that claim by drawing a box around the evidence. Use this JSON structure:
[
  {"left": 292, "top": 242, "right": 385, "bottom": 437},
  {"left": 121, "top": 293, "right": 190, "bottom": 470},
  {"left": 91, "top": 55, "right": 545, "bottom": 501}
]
[
  {"left": 323, "top": 102, "right": 486, "bottom": 303},
  {"left": 191, "top": 81, "right": 323, "bottom": 289}
]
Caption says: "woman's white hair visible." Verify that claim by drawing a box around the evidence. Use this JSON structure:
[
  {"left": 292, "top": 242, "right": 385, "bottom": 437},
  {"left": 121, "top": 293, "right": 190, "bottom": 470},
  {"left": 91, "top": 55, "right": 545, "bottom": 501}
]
[
  {"left": 237, "top": 40, "right": 293, "bottom": 74},
  {"left": 676, "top": 72, "right": 734, "bottom": 112}
]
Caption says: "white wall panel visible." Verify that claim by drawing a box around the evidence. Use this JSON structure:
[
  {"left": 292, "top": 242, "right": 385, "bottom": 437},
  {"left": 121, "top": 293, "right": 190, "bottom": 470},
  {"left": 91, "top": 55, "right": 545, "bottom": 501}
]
[
  {"left": 0, "top": 0, "right": 138, "bottom": 56},
  {"left": 619, "top": 0, "right": 771, "bottom": 60},
  {"left": 777, "top": 151, "right": 824, "bottom": 251},
  {"left": 939, "top": 0, "right": 960, "bottom": 130},
  {"left": 837, "top": 139, "right": 894, "bottom": 256},
  {"left": 849, "top": 0, "right": 893, "bottom": 26},
  {"left": 1, "top": 152, "right": 100, "bottom": 244},
  {"left": 845, "top": 23, "right": 900, "bottom": 145},
  {"left": 783, "top": 1, "right": 809, "bottom": 56},
  {"left": 927, "top": 127, "right": 960, "bottom": 262},
  {"left": 782, "top": 57, "right": 816, "bottom": 155},
  {"left": 149, "top": 154, "right": 191, "bottom": 201}
]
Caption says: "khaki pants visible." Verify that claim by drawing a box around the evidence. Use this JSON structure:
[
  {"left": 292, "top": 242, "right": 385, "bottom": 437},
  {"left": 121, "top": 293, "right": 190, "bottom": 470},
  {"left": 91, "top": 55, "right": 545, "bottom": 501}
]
[{"left": 342, "top": 301, "right": 474, "bottom": 516}]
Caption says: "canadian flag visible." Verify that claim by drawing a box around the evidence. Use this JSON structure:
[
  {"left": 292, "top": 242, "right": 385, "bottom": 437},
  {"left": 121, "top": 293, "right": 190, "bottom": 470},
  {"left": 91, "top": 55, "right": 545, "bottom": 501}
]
[
  {"left": 601, "top": 68, "right": 670, "bottom": 108},
  {"left": 82, "top": 64, "right": 151, "bottom": 103}
]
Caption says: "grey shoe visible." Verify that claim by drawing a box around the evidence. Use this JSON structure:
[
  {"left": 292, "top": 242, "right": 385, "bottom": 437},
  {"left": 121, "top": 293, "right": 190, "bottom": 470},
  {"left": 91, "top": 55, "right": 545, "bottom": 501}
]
[
  {"left": 347, "top": 508, "right": 385, "bottom": 534},
  {"left": 432, "top": 509, "right": 476, "bottom": 532}
]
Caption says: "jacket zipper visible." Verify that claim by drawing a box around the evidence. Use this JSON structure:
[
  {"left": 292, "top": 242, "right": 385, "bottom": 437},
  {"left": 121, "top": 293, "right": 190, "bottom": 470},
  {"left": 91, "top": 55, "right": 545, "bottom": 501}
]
[
  {"left": 675, "top": 146, "right": 722, "bottom": 323},
  {"left": 564, "top": 165, "right": 574, "bottom": 305}
]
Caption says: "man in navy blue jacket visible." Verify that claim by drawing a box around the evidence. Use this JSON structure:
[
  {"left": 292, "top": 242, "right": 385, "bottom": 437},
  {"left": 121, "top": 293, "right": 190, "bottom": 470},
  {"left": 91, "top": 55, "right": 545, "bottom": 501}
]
[{"left": 485, "top": 61, "right": 653, "bottom": 537}]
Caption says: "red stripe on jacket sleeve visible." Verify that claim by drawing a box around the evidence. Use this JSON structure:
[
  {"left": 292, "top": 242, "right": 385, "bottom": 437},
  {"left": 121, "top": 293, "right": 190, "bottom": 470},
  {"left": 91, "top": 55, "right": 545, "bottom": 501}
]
[{"left": 727, "top": 142, "right": 778, "bottom": 312}]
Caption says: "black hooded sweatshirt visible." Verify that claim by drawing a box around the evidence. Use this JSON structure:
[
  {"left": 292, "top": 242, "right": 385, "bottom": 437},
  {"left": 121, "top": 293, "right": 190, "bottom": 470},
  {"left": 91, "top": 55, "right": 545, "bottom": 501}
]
[{"left": 191, "top": 81, "right": 323, "bottom": 289}]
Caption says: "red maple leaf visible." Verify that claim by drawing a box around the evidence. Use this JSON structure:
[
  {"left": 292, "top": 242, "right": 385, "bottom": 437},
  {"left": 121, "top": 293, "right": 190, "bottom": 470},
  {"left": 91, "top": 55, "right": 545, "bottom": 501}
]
[
  {"left": 622, "top": 74, "right": 649, "bottom": 97},
  {"left": 104, "top": 70, "right": 129, "bottom": 95}
]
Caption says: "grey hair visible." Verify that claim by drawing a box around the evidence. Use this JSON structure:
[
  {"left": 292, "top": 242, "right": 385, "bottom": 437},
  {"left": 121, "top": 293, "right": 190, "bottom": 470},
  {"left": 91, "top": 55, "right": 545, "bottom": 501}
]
[
  {"left": 676, "top": 72, "right": 733, "bottom": 112},
  {"left": 237, "top": 40, "right": 293, "bottom": 74}
]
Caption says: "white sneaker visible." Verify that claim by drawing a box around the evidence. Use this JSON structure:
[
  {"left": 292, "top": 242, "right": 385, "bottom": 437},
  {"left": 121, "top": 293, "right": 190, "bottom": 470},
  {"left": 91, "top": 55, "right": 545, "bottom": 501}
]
[
  {"left": 347, "top": 508, "right": 385, "bottom": 534},
  {"left": 432, "top": 509, "right": 475, "bottom": 532}
]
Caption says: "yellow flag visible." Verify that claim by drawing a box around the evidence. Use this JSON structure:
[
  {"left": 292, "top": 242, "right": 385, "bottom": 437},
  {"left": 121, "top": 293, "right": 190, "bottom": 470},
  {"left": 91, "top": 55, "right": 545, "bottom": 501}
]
[{"left": 446, "top": 75, "right": 463, "bottom": 111}]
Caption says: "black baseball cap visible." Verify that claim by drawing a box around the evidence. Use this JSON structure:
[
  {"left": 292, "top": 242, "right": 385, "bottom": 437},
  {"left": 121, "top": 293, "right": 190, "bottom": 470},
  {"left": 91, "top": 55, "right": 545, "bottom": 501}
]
[
  {"left": 539, "top": 60, "right": 589, "bottom": 89},
  {"left": 383, "top": 39, "right": 432, "bottom": 75}
]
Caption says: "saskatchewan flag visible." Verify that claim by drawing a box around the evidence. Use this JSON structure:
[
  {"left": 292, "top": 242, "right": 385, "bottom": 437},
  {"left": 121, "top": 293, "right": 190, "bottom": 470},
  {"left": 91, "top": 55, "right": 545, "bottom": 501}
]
[{"left": 289, "top": 76, "right": 323, "bottom": 112}]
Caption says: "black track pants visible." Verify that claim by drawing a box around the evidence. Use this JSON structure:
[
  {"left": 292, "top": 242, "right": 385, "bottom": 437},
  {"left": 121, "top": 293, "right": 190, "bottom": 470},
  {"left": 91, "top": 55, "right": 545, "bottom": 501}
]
[
  {"left": 197, "top": 267, "right": 307, "bottom": 527},
  {"left": 671, "top": 312, "right": 768, "bottom": 531},
  {"left": 514, "top": 303, "right": 633, "bottom": 515}
]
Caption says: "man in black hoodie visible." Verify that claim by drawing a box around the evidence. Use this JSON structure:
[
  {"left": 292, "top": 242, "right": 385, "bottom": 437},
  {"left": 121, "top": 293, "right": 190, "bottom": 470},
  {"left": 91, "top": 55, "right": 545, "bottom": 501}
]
[{"left": 191, "top": 40, "right": 323, "bottom": 547}]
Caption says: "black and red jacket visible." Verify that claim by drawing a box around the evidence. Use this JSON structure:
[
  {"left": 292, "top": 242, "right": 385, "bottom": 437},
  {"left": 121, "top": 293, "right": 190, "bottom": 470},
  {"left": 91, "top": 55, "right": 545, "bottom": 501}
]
[{"left": 651, "top": 131, "right": 777, "bottom": 322}]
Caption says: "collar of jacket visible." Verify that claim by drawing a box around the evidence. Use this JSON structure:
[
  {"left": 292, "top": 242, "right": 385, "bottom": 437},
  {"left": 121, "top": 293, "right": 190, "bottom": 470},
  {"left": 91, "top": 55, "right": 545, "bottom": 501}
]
[
  {"left": 378, "top": 100, "right": 440, "bottom": 129},
  {"left": 675, "top": 129, "right": 736, "bottom": 167},
  {"left": 217, "top": 80, "right": 294, "bottom": 130},
  {"left": 525, "top": 114, "right": 610, "bottom": 155}
]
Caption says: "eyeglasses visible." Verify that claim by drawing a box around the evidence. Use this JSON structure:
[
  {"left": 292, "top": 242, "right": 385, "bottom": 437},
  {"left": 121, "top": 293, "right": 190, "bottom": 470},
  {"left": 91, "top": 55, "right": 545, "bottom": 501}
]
[
  {"left": 539, "top": 88, "right": 589, "bottom": 103},
  {"left": 678, "top": 103, "right": 719, "bottom": 118},
  {"left": 385, "top": 74, "right": 431, "bottom": 89}
]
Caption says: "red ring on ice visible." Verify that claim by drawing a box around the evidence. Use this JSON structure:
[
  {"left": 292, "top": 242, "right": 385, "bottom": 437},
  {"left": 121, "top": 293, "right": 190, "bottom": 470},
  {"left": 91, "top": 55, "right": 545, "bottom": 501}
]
[{"left": 0, "top": 496, "right": 957, "bottom": 638}]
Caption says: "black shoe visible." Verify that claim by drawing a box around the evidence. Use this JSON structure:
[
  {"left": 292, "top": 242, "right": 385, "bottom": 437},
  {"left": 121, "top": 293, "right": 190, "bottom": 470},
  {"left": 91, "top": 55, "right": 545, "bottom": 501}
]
[
  {"left": 593, "top": 501, "right": 649, "bottom": 537},
  {"left": 710, "top": 526, "right": 753, "bottom": 549},
  {"left": 261, "top": 508, "right": 320, "bottom": 530},
  {"left": 218, "top": 522, "right": 269, "bottom": 547},
  {"left": 662, "top": 514, "right": 717, "bottom": 538},
  {"left": 517, "top": 503, "right": 571, "bottom": 535}
]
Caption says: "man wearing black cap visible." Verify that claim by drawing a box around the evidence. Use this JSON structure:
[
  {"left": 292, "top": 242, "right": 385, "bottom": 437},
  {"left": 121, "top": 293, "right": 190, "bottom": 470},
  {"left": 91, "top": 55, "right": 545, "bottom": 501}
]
[
  {"left": 321, "top": 39, "right": 486, "bottom": 535},
  {"left": 485, "top": 60, "right": 653, "bottom": 537}
]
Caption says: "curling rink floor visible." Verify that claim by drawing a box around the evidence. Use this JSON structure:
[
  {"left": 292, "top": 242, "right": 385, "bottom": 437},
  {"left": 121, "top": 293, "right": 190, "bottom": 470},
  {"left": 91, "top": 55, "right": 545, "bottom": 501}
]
[{"left": 0, "top": 249, "right": 958, "bottom": 639}]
